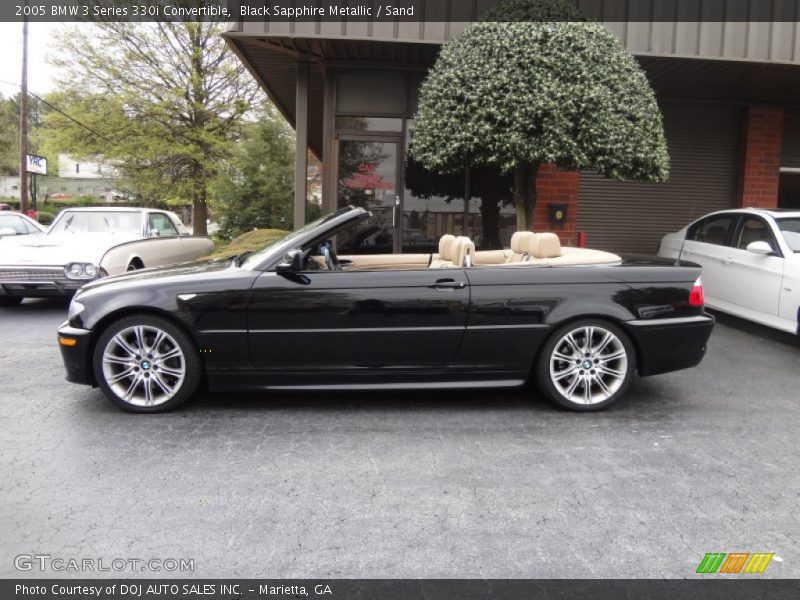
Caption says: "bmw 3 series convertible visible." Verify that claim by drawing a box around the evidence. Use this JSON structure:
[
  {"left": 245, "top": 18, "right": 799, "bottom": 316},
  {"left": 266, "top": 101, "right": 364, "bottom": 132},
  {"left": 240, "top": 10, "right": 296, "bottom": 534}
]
[{"left": 57, "top": 206, "right": 714, "bottom": 413}]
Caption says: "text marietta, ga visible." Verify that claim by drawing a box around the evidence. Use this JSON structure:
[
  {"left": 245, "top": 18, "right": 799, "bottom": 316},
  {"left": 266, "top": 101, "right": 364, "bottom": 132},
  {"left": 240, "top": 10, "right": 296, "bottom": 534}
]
[
  {"left": 242, "top": 4, "right": 415, "bottom": 17},
  {"left": 16, "top": 584, "right": 334, "bottom": 596}
]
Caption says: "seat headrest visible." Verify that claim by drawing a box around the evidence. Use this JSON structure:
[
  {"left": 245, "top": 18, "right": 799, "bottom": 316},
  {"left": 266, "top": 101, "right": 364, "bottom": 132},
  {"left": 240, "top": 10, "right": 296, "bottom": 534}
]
[
  {"left": 454, "top": 236, "right": 475, "bottom": 267},
  {"left": 530, "top": 232, "right": 562, "bottom": 259},
  {"left": 438, "top": 234, "right": 456, "bottom": 260},
  {"left": 510, "top": 231, "right": 535, "bottom": 254}
]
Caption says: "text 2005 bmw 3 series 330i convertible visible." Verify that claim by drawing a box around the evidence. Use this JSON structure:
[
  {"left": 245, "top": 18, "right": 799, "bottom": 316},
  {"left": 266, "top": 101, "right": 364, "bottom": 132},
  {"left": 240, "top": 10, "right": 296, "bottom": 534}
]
[{"left": 57, "top": 206, "right": 714, "bottom": 413}]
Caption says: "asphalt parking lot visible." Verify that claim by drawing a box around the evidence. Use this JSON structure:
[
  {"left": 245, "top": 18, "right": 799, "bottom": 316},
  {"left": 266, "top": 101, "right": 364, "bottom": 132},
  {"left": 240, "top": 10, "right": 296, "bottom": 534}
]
[{"left": 1, "top": 299, "right": 798, "bottom": 579}]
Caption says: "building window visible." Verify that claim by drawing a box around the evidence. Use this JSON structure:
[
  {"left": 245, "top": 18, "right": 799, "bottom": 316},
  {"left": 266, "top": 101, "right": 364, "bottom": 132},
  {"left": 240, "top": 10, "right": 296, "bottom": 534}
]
[
  {"left": 75, "top": 163, "right": 80, "bottom": 174},
  {"left": 332, "top": 70, "right": 514, "bottom": 252}
]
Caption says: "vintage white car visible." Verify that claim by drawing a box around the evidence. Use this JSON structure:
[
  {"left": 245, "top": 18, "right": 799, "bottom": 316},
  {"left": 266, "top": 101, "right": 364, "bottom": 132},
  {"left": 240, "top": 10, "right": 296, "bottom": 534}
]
[
  {"left": 0, "top": 207, "right": 214, "bottom": 305},
  {"left": 0, "top": 211, "right": 47, "bottom": 238},
  {"left": 659, "top": 208, "right": 800, "bottom": 335}
]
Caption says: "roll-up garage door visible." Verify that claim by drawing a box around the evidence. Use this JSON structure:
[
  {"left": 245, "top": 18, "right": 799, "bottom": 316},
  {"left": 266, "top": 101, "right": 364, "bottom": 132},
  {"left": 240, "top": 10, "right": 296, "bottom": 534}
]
[{"left": 577, "top": 103, "right": 742, "bottom": 255}]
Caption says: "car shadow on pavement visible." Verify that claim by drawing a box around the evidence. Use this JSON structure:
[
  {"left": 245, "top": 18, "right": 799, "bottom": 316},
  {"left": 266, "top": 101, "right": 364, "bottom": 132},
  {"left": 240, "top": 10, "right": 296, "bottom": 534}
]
[
  {"left": 12, "top": 297, "right": 70, "bottom": 311},
  {"left": 707, "top": 309, "right": 800, "bottom": 348},
  {"left": 76, "top": 376, "right": 667, "bottom": 417}
]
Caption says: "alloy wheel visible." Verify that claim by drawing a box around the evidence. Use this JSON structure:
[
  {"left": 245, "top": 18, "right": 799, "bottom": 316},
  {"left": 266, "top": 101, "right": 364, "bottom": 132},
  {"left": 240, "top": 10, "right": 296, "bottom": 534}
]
[
  {"left": 549, "top": 325, "right": 628, "bottom": 406},
  {"left": 101, "top": 325, "right": 186, "bottom": 407}
]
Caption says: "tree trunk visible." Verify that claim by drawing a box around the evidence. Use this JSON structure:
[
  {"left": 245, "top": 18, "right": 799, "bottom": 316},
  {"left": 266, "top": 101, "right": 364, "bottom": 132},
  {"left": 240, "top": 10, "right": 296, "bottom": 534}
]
[
  {"left": 479, "top": 197, "right": 502, "bottom": 250},
  {"left": 193, "top": 178, "right": 208, "bottom": 236},
  {"left": 513, "top": 162, "right": 540, "bottom": 231}
]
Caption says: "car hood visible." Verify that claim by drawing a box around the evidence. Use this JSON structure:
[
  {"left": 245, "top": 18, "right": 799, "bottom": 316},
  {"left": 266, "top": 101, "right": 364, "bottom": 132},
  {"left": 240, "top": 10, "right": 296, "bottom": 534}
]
[
  {"left": 0, "top": 232, "right": 139, "bottom": 265},
  {"left": 78, "top": 257, "right": 236, "bottom": 295}
]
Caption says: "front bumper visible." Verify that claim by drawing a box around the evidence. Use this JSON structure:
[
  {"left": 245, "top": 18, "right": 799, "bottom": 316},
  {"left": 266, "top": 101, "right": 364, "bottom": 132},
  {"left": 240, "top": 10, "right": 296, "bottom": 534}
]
[
  {"left": 624, "top": 313, "right": 715, "bottom": 377},
  {"left": 57, "top": 321, "right": 94, "bottom": 385},
  {"left": 0, "top": 266, "right": 89, "bottom": 298}
]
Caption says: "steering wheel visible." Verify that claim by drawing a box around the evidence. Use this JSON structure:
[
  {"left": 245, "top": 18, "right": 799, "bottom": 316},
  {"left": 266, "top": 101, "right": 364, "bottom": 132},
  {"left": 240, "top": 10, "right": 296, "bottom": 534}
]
[{"left": 321, "top": 242, "right": 342, "bottom": 272}]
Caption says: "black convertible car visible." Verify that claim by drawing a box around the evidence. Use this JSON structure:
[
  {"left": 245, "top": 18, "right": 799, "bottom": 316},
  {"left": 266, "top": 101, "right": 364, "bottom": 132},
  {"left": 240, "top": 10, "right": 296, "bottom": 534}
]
[{"left": 58, "top": 206, "right": 713, "bottom": 413}]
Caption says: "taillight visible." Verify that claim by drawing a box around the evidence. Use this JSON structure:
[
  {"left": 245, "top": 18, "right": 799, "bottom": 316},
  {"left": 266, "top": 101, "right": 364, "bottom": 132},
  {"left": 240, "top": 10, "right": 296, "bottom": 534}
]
[{"left": 688, "top": 277, "right": 704, "bottom": 307}]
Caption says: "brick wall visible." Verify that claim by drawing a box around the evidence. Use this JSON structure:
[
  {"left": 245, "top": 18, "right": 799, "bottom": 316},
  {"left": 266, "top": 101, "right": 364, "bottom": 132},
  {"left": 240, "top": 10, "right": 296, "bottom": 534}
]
[
  {"left": 739, "top": 106, "right": 784, "bottom": 209},
  {"left": 533, "top": 164, "right": 580, "bottom": 246}
]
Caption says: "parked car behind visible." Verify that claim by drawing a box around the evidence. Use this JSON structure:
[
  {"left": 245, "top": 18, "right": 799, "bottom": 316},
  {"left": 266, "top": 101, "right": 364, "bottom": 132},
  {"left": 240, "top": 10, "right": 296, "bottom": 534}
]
[
  {"left": 0, "top": 212, "right": 47, "bottom": 239},
  {"left": 0, "top": 207, "right": 214, "bottom": 305},
  {"left": 659, "top": 208, "right": 800, "bottom": 334}
]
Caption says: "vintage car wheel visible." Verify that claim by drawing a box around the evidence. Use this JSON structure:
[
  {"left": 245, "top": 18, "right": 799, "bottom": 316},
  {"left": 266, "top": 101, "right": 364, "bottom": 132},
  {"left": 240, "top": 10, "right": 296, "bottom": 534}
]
[
  {"left": 535, "top": 319, "right": 635, "bottom": 412},
  {"left": 93, "top": 314, "right": 202, "bottom": 413},
  {"left": 0, "top": 295, "right": 23, "bottom": 307},
  {"left": 126, "top": 259, "right": 144, "bottom": 272}
]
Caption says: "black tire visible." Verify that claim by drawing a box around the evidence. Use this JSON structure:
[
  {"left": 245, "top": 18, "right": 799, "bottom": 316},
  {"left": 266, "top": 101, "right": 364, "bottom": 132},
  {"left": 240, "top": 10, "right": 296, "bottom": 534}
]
[
  {"left": 93, "top": 314, "right": 202, "bottom": 413},
  {"left": 0, "top": 295, "right": 23, "bottom": 307},
  {"left": 534, "top": 318, "right": 636, "bottom": 412}
]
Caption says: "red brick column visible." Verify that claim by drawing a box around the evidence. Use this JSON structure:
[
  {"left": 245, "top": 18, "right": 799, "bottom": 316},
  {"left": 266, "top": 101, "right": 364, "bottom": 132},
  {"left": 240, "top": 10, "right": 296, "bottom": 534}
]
[
  {"left": 739, "top": 106, "right": 784, "bottom": 209},
  {"left": 533, "top": 164, "right": 580, "bottom": 246}
]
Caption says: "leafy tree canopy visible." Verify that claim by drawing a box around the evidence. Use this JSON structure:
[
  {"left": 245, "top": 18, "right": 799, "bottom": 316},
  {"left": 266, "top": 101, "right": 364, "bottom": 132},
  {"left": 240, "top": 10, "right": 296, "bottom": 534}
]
[
  {"left": 210, "top": 106, "right": 296, "bottom": 239},
  {"left": 411, "top": 9, "right": 668, "bottom": 181},
  {"left": 409, "top": 0, "right": 669, "bottom": 229},
  {"left": 46, "top": 20, "right": 260, "bottom": 234}
]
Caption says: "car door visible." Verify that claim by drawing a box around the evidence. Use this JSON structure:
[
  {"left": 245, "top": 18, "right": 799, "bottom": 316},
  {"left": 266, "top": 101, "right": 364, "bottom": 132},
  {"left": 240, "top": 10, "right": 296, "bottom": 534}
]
[
  {"left": 247, "top": 267, "right": 470, "bottom": 375},
  {"left": 680, "top": 214, "right": 738, "bottom": 305},
  {"left": 144, "top": 212, "right": 186, "bottom": 264},
  {"left": 719, "top": 216, "right": 783, "bottom": 318}
]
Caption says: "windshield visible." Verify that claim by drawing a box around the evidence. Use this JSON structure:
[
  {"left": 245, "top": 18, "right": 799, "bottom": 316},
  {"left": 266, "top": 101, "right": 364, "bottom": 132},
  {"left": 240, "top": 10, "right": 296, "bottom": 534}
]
[
  {"left": 48, "top": 211, "right": 142, "bottom": 235},
  {"left": 776, "top": 218, "right": 800, "bottom": 252},
  {"left": 240, "top": 207, "right": 359, "bottom": 269}
]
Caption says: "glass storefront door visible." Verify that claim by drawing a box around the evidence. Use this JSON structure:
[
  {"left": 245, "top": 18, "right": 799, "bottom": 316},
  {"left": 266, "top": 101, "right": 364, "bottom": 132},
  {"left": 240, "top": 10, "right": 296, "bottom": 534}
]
[{"left": 337, "top": 138, "right": 403, "bottom": 254}]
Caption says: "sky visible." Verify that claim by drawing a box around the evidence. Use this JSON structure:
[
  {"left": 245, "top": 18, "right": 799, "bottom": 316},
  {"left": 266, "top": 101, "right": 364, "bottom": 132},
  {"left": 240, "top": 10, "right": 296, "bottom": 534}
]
[{"left": 0, "top": 22, "right": 66, "bottom": 97}]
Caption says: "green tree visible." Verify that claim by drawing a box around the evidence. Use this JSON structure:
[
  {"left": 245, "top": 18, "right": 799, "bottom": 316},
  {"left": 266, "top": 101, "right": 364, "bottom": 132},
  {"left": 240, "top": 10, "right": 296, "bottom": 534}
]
[
  {"left": 0, "top": 94, "right": 18, "bottom": 176},
  {"left": 211, "top": 107, "right": 295, "bottom": 238},
  {"left": 47, "top": 18, "right": 259, "bottom": 234},
  {"left": 409, "top": 0, "right": 669, "bottom": 231},
  {"left": 0, "top": 92, "right": 48, "bottom": 177}
]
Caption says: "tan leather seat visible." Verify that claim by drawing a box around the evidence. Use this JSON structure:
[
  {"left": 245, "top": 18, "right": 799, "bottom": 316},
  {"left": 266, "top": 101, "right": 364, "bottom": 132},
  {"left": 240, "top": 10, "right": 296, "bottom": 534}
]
[
  {"left": 473, "top": 249, "right": 509, "bottom": 265},
  {"left": 430, "top": 234, "right": 457, "bottom": 268},
  {"left": 529, "top": 232, "right": 562, "bottom": 259},
  {"left": 508, "top": 231, "right": 535, "bottom": 262},
  {"left": 454, "top": 236, "right": 476, "bottom": 267}
]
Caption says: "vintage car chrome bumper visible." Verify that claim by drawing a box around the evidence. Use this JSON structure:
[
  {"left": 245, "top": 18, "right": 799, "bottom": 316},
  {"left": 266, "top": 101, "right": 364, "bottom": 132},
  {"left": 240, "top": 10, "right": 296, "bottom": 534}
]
[{"left": 0, "top": 266, "right": 95, "bottom": 297}]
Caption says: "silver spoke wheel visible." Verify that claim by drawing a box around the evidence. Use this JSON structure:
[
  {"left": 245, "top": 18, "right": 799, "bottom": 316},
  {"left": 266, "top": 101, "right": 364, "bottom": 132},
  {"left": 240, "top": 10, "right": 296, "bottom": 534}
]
[
  {"left": 549, "top": 325, "right": 628, "bottom": 406},
  {"left": 101, "top": 325, "right": 186, "bottom": 408}
]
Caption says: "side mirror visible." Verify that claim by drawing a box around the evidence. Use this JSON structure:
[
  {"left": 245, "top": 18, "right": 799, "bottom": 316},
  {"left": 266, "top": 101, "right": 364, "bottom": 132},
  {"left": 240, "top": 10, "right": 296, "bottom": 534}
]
[
  {"left": 148, "top": 228, "right": 161, "bottom": 238},
  {"left": 276, "top": 249, "right": 304, "bottom": 273},
  {"left": 746, "top": 241, "right": 774, "bottom": 256}
]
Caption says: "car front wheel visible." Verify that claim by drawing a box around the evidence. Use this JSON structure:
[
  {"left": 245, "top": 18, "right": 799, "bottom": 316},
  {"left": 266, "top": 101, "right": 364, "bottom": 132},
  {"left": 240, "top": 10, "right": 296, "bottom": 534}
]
[
  {"left": 535, "top": 319, "right": 635, "bottom": 412},
  {"left": 93, "top": 314, "right": 202, "bottom": 413}
]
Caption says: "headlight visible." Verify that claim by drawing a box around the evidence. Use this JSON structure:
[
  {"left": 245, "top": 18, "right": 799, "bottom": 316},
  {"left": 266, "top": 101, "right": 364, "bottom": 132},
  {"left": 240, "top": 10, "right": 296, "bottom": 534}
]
[
  {"left": 68, "top": 300, "right": 85, "bottom": 321},
  {"left": 65, "top": 263, "right": 101, "bottom": 280}
]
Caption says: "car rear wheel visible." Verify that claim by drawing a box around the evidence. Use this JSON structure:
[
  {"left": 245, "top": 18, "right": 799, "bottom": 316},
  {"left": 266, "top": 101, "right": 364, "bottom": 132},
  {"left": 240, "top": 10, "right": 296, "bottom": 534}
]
[
  {"left": 93, "top": 314, "right": 202, "bottom": 413},
  {"left": 534, "top": 319, "right": 635, "bottom": 412},
  {"left": 0, "top": 295, "right": 23, "bottom": 307},
  {"left": 126, "top": 259, "right": 144, "bottom": 272}
]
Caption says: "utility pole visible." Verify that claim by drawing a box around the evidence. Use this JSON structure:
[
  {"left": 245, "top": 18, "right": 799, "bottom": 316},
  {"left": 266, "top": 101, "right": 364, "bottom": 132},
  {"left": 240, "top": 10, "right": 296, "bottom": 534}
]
[{"left": 19, "top": 8, "right": 29, "bottom": 214}]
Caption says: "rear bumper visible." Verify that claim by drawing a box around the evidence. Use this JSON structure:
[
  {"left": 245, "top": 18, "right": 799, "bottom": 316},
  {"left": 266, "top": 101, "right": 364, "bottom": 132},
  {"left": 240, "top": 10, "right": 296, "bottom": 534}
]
[
  {"left": 624, "top": 313, "right": 715, "bottom": 377},
  {"left": 57, "top": 322, "right": 94, "bottom": 385}
]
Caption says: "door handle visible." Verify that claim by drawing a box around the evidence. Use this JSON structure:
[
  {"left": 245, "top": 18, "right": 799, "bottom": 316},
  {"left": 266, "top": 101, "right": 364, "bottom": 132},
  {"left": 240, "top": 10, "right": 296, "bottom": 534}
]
[
  {"left": 722, "top": 257, "right": 733, "bottom": 265},
  {"left": 429, "top": 279, "right": 466, "bottom": 290}
]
